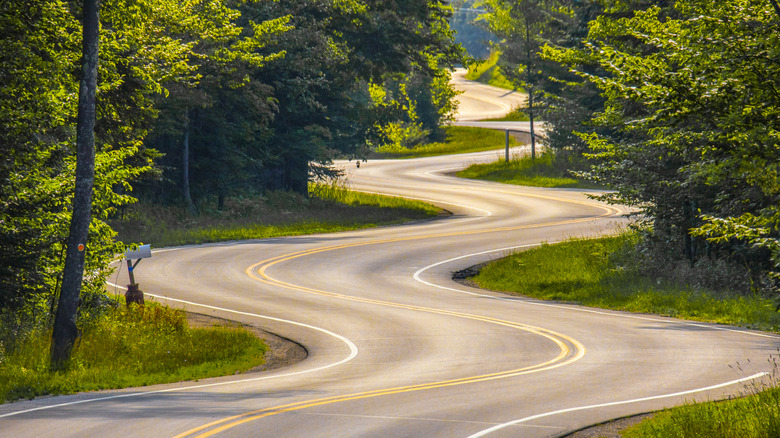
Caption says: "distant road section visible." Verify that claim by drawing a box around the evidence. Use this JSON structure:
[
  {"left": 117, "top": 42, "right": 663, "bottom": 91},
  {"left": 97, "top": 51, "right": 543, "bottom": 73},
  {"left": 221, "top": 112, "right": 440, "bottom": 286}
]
[{"left": 450, "top": 68, "right": 526, "bottom": 121}]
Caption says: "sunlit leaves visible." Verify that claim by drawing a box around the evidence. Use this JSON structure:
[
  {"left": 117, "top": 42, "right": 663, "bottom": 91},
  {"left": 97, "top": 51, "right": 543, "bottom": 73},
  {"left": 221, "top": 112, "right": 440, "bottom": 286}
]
[{"left": 547, "top": 0, "right": 780, "bottom": 282}]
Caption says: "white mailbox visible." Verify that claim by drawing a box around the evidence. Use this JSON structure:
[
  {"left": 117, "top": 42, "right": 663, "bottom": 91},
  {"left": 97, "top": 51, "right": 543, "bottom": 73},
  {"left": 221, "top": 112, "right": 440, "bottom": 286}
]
[{"left": 125, "top": 244, "right": 152, "bottom": 260}]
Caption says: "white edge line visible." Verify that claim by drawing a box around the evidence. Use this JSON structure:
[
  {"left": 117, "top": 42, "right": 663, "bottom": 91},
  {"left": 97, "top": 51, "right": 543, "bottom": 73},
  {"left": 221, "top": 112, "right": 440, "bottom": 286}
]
[
  {"left": 414, "top": 246, "right": 780, "bottom": 339},
  {"left": 466, "top": 372, "right": 769, "bottom": 438},
  {"left": 412, "top": 247, "right": 778, "bottom": 436},
  {"left": 0, "top": 290, "right": 358, "bottom": 420}
]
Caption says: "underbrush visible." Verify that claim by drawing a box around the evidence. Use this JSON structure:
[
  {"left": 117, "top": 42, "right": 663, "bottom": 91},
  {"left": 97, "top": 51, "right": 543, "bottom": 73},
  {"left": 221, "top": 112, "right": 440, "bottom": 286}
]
[
  {"left": 372, "top": 126, "right": 514, "bottom": 158},
  {"left": 0, "top": 303, "right": 266, "bottom": 404},
  {"left": 112, "top": 185, "right": 441, "bottom": 247},
  {"left": 457, "top": 152, "right": 602, "bottom": 189}
]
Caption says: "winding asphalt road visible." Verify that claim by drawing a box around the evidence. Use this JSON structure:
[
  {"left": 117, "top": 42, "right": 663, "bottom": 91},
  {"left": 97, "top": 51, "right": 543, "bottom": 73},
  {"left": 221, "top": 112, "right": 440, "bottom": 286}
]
[{"left": 1, "top": 72, "right": 778, "bottom": 438}]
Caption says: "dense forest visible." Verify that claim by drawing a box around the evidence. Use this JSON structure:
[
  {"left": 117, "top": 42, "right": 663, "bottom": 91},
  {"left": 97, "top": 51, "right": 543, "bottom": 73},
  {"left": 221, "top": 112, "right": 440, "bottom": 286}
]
[
  {"left": 0, "top": 0, "right": 463, "bottom": 356},
  {"left": 481, "top": 0, "right": 779, "bottom": 297}
]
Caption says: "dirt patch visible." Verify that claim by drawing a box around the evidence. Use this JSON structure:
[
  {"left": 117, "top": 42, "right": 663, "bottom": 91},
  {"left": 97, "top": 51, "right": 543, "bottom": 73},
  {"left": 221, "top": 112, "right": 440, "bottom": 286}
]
[{"left": 186, "top": 312, "right": 307, "bottom": 372}]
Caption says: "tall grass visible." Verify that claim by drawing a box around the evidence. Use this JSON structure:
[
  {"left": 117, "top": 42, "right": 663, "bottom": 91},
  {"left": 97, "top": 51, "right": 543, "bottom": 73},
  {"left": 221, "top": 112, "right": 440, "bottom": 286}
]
[
  {"left": 0, "top": 303, "right": 267, "bottom": 403},
  {"left": 457, "top": 152, "right": 601, "bottom": 189},
  {"left": 623, "top": 358, "right": 780, "bottom": 437},
  {"left": 112, "top": 186, "right": 441, "bottom": 248},
  {"left": 470, "top": 234, "right": 780, "bottom": 331},
  {"left": 373, "top": 126, "right": 515, "bottom": 158}
]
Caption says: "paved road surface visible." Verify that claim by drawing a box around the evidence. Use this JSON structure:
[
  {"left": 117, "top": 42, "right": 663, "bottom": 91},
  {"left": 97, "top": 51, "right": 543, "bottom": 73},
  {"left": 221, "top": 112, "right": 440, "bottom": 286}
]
[{"left": 1, "top": 71, "right": 777, "bottom": 438}]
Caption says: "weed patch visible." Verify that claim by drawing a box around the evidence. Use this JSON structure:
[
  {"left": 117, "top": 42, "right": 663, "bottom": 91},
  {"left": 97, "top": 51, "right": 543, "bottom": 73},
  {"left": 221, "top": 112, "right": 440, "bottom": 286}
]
[
  {"left": 622, "top": 357, "right": 780, "bottom": 438},
  {"left": 0, "top": 303, "right": 266, "bottom": 403},
  {"left": 470, "top": 234, "right": 780, "bottom": 331},
  {"left": 112, "top": 186, "right": 440, "bottom": 248}
]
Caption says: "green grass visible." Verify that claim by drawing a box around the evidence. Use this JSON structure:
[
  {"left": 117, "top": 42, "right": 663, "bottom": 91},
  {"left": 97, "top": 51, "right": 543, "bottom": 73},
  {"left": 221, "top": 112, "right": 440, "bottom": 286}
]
[
  {"left": 470, "top": 233, "right": 780, "bottom": 437},
  {"left": 457, "top": 153, "right": 602, "bottom": 189},
  {"left": 623, "top": 376, "right": 780, "bottom": 437},
  {"left": 372, "top": 126, "right": 516, "bottom": 158},
  {"left": 112, "top": 185, "right": 442, "bottom": 247},
  {"left": 470, "top": 234, "right": 780, "bottom": 331},
  {"left": 0, "top": 303, "right": 267, "bottom": 403},
  {"left": 466, "top": 51, "right": 515, "bottom": 90}
]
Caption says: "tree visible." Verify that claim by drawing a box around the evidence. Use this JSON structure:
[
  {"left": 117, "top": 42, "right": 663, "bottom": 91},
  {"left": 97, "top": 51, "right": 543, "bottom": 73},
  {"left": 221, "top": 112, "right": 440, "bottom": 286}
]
[
  {"left": 196, "top": 0, "right": 463, "bottom": 198},
  {"left": 50, "top": 0, "right": 99, "bottom": 369},
  {"left": 547, "top": 0, "right": 780, "bottom": 291},
  {"left": 479, "top": 0, "right": 575, "bottom": 159},
  {"left": 450, "top": 0, "right": 496, "bottom": 59},
  {"left": 141, "top": 4, "right": 289, "bottom": 211}
]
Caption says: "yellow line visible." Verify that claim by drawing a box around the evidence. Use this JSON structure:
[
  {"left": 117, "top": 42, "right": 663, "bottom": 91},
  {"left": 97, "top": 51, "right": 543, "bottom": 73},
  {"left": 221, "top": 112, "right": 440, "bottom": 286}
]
[{"left": 174, "top": 194, "right": 612, "bottom": 437}]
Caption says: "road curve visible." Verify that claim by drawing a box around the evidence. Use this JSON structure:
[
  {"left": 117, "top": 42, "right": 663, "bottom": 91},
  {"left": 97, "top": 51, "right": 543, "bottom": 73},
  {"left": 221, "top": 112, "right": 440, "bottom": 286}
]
[{"left": 1, "top": 75, "right": 778, "bottom": 438}]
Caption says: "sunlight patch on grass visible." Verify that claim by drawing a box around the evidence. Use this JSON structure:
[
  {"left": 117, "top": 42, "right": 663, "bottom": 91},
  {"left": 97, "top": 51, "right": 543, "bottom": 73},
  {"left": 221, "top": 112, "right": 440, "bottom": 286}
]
[
  {"left": 466, "top": 51, "right": 516, "bottom": 90},
  {"left": 0, "top": 303, "right": 266, "bottom": 403},
  {"left": 457, "top": 153, "right": 598, "bottom": 189},
  {"left": 373, "top": 126, "right": 515, "bottom": 158},
  {"left": 470, "top": 234, "right": 780, "bottom": 331}
]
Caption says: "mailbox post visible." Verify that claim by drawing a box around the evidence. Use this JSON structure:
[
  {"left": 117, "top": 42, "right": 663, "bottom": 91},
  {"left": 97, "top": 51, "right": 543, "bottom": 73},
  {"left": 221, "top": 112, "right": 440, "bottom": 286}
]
[{"left": 124, "top": 244, "right": 151, "bottom": 306}]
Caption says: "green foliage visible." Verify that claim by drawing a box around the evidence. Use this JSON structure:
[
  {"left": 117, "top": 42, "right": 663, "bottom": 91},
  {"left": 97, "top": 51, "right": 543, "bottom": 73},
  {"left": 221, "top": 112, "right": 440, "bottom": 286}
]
[
  {"left": 544, "top": 0, "right": 780, "bottom": 289},
  {"left": 0, "top": 303, "right": 267, "bottom": 403},
  {"left": 471, "top": 234, "right": 780, "bottom": 331},
  {"left": 373, "top": 126, "right": 513, "bottom": 158},
  {"left": 112, "top": 187, "right": 440, "bottom": 247},
  {"left": 465, "top": 50, "right": 515, "bottom": 90},
  {"left": 450, "top": 0, "right": 497, "bottom": 59},
  {"left": 142, "top": 0, "right": 466, "bottom": 200},
  {"left": 369, "top": 56, "right": 461, "bottom": 151}
]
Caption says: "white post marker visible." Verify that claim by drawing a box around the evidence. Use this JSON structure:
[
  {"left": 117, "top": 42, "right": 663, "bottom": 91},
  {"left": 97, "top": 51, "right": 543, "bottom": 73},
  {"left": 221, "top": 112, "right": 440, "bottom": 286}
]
[{"left": 124, "top": 244, "right": 151, "bottom": 305}]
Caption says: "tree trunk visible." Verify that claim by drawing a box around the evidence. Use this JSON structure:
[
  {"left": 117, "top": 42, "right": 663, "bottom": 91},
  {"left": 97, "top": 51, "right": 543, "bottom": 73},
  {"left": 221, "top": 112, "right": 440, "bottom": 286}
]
[
  {"left": 50, "top": 0, "right": 99, "bottom": 370},
  {"left": 182, "top": 115, "right": 197, "bottom": 215},
  {"left": 288, "top": 155, "right": 309, "bottom": 197},
  {"left": 528, "top": 90, "right": 536, "bottom": 160}
]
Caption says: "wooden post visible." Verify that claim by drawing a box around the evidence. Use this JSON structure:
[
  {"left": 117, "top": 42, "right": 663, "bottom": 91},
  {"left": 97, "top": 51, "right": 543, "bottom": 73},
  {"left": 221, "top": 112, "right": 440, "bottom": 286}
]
[{"left": 505, "top": 130, "right": 510, "bottom": 162}]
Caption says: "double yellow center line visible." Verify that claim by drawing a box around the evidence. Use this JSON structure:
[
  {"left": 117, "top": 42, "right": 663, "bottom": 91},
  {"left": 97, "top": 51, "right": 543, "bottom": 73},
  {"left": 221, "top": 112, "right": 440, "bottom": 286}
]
[{"left": 175, "top": 194, "right": 618, "bottom": 437}]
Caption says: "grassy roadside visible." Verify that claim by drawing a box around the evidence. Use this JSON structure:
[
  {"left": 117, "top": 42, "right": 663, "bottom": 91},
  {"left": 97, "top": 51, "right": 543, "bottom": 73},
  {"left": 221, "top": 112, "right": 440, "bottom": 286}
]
[
  {"left": 457, "top": 153, "right": 602, "bottom": 189},
  {"left": 623, "top": 379, "right": 780, "bottom": 438},
  {"left": 466, "top": 51, "right": 515, "bottom": 90},
  {"left": 112, "top": 184, "right": 442, "bottom": 247},
  {"left": 372, "top": 126, "right": 515, "bottom": 158},
  {"left": 470, "top": 234, "right": 780, "bottom": 330},
  {"left": 479, "top": 107, "right": 530, "bottom": 122},
  {"left": 1, "top": 187, "right": 441, "bottom": 405},
  {"left": 468, "top": 233, "right": 780, "bottom": 437},
  {"left": 0, "top": 303, "right": 267, "bottom": 403}
]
